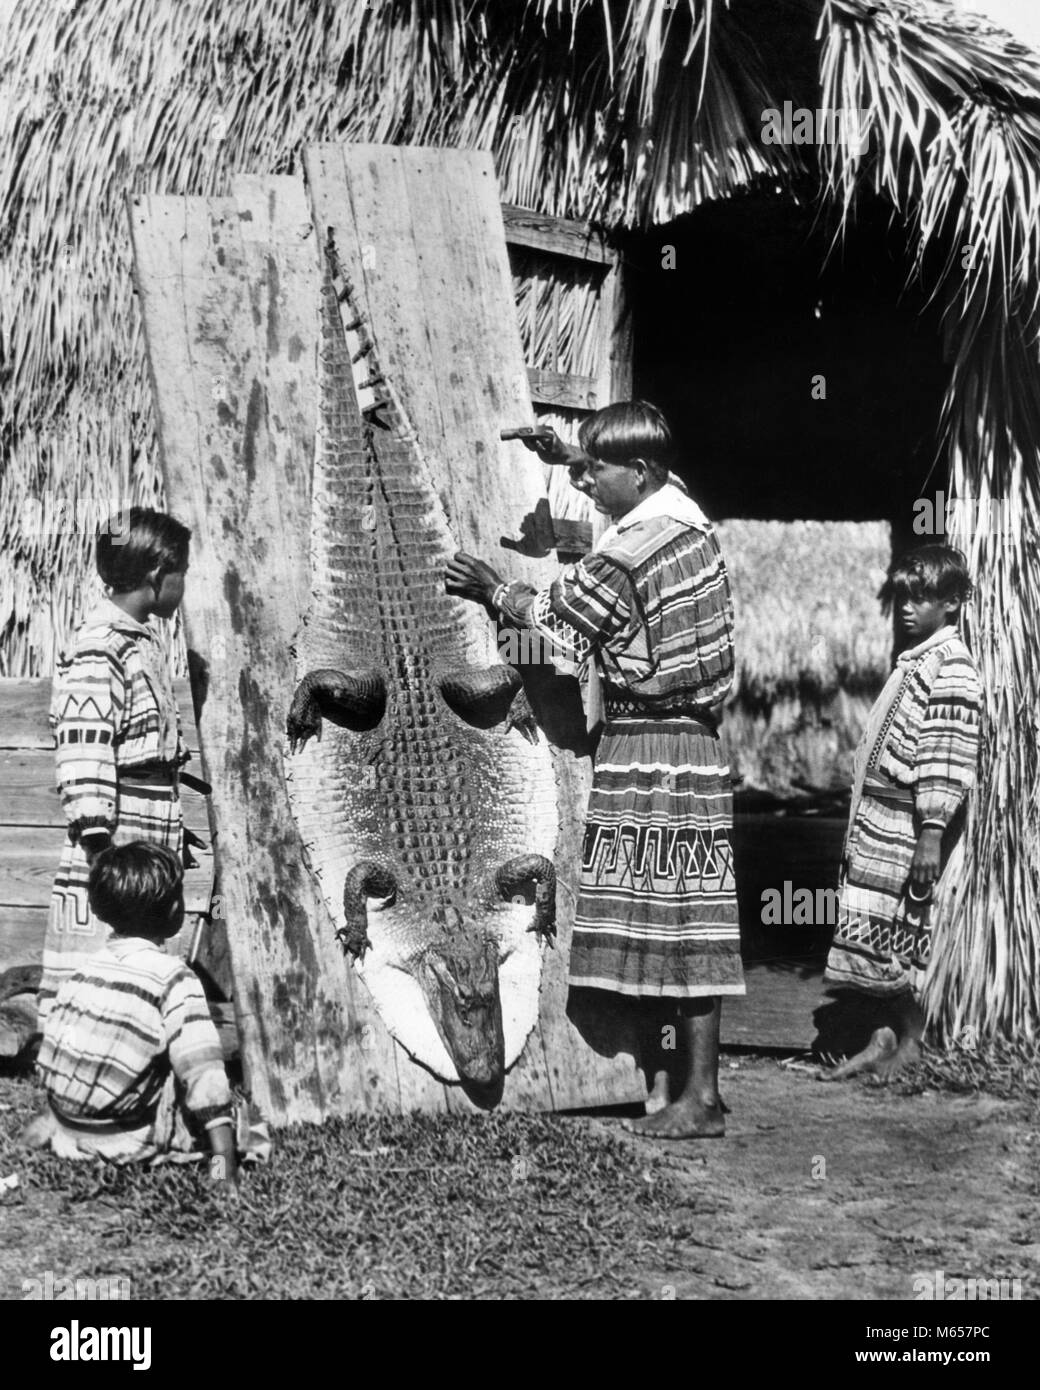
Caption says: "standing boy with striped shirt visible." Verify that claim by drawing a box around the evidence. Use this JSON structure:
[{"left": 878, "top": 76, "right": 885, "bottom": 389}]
[
  {"left": 821, "top": 545, "right": 981, "bottom": 1080},
  {"left": 40, "top": 507, "right": 194, "bottom": 1024}
]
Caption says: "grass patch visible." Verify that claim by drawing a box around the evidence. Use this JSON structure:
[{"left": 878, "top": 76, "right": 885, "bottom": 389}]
[
  {"left": 892, "top": 1039, "right": 1040, "bottom": 1104},
  {"left": 1, "top": 1074, "right": 692, "bottom": 1300}
]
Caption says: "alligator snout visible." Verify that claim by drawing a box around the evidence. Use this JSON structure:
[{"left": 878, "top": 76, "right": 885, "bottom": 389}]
[
  {"left": 337, "top": 854, "right": 556, "bottom": 1105},
  {"left": 424, "top": 923, "right": 506, "bottom": 1106}
]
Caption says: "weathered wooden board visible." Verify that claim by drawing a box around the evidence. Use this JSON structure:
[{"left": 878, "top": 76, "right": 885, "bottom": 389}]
[
  {"left": 528, "top": 367, "right": 601, "bottom": 412},
  {"left": 0, "top": 677, "right": 215, "bottom": 983},
  {"left": 723, "top": 966, "right": 823, "bottom": 1049},
  {"left": 304, "top": 144, "right": 645, "bottom": 1112},
  {"left": 0, "top": 826, "right": 212, "bottom": 915},
  {"left": 129, "top": 180, "right": 437, "bottom": 1123},
  {"left": 501, "top": 204, "right": 611, "bottom": 264},
  {"left": 0, "top": 906, "right": 46, "bottom": 973},
  {"left": 0, "top": 679, "right": 200, "bottom": 755}
]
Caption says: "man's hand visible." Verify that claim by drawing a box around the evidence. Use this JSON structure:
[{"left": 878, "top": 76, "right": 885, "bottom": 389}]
[
  {"left": 909, "top": 825, "right": 943, "bottom": 893},
  {"left": 445, "top": 552, "right": 504, "bottom": 606},
  {"left": 518, "top": 426, "right": 581, "bottom": 466}
]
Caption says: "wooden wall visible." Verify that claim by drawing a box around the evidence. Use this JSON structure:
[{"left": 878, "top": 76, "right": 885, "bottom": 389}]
[{"left": 0, "top": 676, "right": 216, "bottom": 1053}]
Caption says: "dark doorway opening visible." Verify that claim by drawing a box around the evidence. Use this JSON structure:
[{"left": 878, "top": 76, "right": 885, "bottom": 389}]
[{"left": 626, "top": 185, "right": 949, "bottom": 541}]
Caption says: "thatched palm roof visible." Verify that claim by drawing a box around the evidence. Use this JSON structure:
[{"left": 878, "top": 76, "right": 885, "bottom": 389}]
[{"left": 1, "top": 0, "right": 1038, "bottom": 1038}]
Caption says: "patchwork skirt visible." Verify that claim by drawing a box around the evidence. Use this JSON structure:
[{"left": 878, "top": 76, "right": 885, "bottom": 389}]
[
  {"left": 39, "top": 781, "right": 183, "bottom": 1024},
  {"left": 568, "top": 717, "right": 745, "bottom": 999},
  {"left": 824, "top": 791, "right": 941, "bottom": 998}
]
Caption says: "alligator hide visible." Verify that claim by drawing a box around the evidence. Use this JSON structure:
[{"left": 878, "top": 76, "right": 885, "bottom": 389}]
[{"left": 284, "top": 234, "right": 559, "bottom": 1107}]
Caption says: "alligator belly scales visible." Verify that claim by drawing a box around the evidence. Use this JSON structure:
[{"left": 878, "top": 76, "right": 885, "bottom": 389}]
[{"left": 284, "top": 232, "right": 558, "bottom": 1106}]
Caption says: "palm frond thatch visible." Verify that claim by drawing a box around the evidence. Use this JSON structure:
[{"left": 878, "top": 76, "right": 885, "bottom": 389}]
[
  {"left": 2, "top": 0, "right": 1039, "bottom": 1041},
  {"left": 0, "top": 0, "right": 794, "bottom": 675},
  {"left": 820, "top": 0, "right": 1040, "bottom": 1040},
  {"left": 718, "top": 519, "right": 890, "bottom": 799}
]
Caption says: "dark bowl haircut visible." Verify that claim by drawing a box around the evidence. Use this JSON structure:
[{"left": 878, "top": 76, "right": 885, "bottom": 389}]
[
  {"left": 96, "top": 507, "right": 191, "bottom": 593},
  {"left": 578, "top": 400, "right": 674, "bottom": 471},
  {"left": 87, "top": 842, "right": 184, "bottom": 935},
  {"left": 880, "top": 544, "right": 974, "bottom": 613}
]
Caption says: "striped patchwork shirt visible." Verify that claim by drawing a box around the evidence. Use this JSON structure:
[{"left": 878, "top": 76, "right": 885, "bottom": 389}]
[
  {"left": 495, "top": 483, "right": 735, "bottom": 713},
  {"left": 36, "top": 936, "right": 232, "bottom": 1128},
  {"left": 50, "top": 597, "right": 187, "bottom": 842},
  {"left": 868, "top": 628, "right": 982, "bottom": 830}
]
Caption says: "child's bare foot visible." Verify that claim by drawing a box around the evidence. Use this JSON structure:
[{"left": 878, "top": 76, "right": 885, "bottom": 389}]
[
  {"left": 871, "top": 1034, "right": 921, "bottom": 1081},
  {"left": 625, "top": 1096, "right": 725, "bottom": 1139},
  {"left": 818, "top": 1026, "right": 898, "bottom": 1082},
  {"left": 20, "top": 1109, "right": 56, "bottom": 1149},
  {"left": 644, "top": 1068, "right": 670, "bottom": 1114}
]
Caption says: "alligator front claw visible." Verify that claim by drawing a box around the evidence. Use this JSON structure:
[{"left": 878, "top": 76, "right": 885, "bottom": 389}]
[
  {"left": 438, "top": 663, "right": 540, "bottom": 741},
  {"left": 287, "top": 667, "right": 387, "bottom": 753},
  {"left": 287, "top": 688, "right": 324, "bottom": 755},
  {"left": 503, "top": 687, "right": 539, "bottom": 744}
]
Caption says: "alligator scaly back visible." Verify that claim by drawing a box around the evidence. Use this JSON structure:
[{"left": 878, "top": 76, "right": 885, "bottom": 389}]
[{"left": 283, "top": 230, "right": 558, "bottom": 1101}]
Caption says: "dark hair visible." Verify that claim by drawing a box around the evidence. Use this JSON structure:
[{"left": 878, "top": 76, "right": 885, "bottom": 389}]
[
  {"left": 87, "top": 842, "right": 184, "bottom": 935},
  {"left": 96, "top": 507, "right": 191, "bottom": 594},
  {"left": 578, "top": 400, "right": 674, "bottom": 481},
  {"left": 879, "top": 544, "right": 974, "bottom": 614}
]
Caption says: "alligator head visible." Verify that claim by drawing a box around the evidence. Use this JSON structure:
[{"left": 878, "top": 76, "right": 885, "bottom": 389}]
[{"left": 329, "top": 854, "right": 555, "bottom": 1106}]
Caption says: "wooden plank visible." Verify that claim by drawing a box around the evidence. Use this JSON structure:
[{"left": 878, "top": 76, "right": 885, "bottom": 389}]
[
  {"left": 0, "top": 677, "right": 200, "bottom": 754},
  {"left": 0, "top": 826, "right": 213, "bottom": 914},
  {"left": 528, "top": 367, "right": 601, "bottom": 412},
  {"left": 721, "top": 964, "right": 824, "bottom": 1050},
  {"left": 305, "top": 143, "right": 532, "bottom": 1112},
  {"left": 129, "top": 183, "right": 399, "bottom": 1124},
  {"left": 601, "top": 258, "right": 633, "bottom": 401},
  {"left": 304, "top": 144, "right": 642, "bottom": 1111},
  {"left": 0, "top": 906, "right": 46, "bottom": 971},
  {"left": 229, "top": 175, "right": 318, "bottom": 625},
  {"left": 501, "top": 204, "right": 611, "bottom": 265}
]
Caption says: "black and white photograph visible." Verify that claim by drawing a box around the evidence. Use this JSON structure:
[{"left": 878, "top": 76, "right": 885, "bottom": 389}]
[{"left": 0, "top": 0, "right": 1037, "bottom": 1331}]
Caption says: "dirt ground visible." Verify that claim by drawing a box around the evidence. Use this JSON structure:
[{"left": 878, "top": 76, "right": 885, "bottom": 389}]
[
  {"left": 1, "top": 1056, "right": 1037, "bottom": 1300},
  {"left": 619, "top": 1060, "right": 1038, "bottom": 1299}
]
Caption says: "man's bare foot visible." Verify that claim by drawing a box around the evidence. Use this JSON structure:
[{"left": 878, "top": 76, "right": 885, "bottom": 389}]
[
  {"left": 644, "top": 1068, "right": 670, "bottom": 1115},
  {"left": 818, "top": 1026, "right": 899, "bottom": 1082},
  {"left": 624, "top": 1096, "right": 725, "bottom": 1139}
]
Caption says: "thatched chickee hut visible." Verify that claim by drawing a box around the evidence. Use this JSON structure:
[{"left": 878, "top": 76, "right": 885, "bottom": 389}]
[{"left": 1, "top": 0, "right": 1038, "bottom": 1043}]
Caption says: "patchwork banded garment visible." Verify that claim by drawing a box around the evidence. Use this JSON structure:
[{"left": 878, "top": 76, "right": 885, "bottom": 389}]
[
  {"left": 496, "top": 482, "right": 744, "bottom": 998},
  {"left": 824, "top": 625, "right": 982, "bottom": 997},
  {"left": 39, "top": 597, "right": 188, "bottom": 1022}
]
